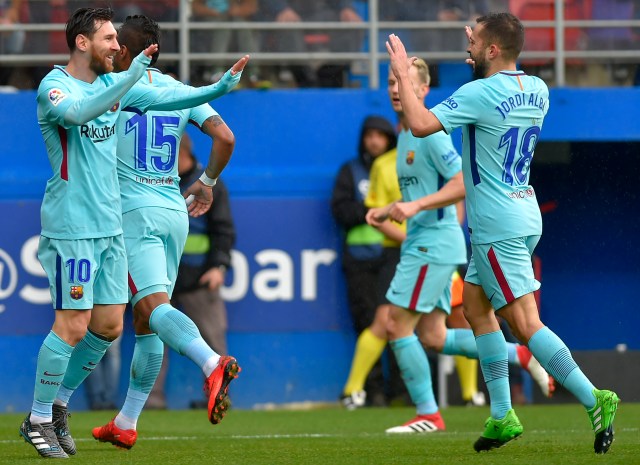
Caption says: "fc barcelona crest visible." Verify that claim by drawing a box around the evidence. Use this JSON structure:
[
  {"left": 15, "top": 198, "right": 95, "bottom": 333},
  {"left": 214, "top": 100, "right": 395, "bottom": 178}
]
[
  {"left": 70, "top": 285, "right": 84, "bottom": 300},
  {"left": 406, "top": 150, "right": 415, "bottom": 165}
]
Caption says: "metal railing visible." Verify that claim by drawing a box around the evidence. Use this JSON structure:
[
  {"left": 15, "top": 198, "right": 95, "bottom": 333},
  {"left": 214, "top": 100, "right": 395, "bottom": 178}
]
[{"left": 0, "top": 0, "right": 638, "bottom": 88}]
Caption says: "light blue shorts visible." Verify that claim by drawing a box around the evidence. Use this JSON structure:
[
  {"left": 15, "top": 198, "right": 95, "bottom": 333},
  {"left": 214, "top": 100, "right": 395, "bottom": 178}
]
[
  {"left": 385, "top": 252, "right": 456, "bottom": 314},
  {"left": 465, "top": 236, "right": 541, "bottom": 310},
  {"left": 38, "top": 235, "right": 128, "bottom": 310},
  {"left": 123, "top": 207, "right": 188, "bottom": 307}
]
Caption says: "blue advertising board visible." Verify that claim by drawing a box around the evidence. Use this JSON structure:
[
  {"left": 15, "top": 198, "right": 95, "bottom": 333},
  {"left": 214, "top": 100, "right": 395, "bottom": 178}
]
[{"left": 0, "top": 198, "right": 355, "bottom": 410}]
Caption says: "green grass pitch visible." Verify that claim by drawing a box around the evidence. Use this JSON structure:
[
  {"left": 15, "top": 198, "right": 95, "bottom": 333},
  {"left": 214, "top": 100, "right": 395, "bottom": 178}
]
[{"left": 1, "top": 403, "right": 638, "bottom": 465}]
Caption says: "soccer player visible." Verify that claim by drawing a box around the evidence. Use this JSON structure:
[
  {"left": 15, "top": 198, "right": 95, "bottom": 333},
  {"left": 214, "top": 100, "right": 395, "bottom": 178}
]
[
  {"left": 365, "top": 58, "right": 553, "bottom": 434},
  {"left": 20, "top": 7, "right": 247, "bottom": 459},
  {"left": 52, "top": 15, "right": 240, "bottom": 453},
  {"left": 386, "top": 13, "right": 619, "bottom": 453}
]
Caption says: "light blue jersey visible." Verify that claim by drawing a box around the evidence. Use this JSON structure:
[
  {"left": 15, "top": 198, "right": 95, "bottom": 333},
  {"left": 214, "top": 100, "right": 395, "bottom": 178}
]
[
  {"left": 36, "top": 58, "right": 149, "bottom": 239},
  {"left": 117, "top": 69, "right": 217, "bottom": 214},
  {"left": 396, "top": 129, "right": 466, "bottom": 265},
  {"left": 431, "top": 71, "right": 549, "bottom": 244},
  {"left": 37, "top": 58, "right": 240, "bottom": 240}
]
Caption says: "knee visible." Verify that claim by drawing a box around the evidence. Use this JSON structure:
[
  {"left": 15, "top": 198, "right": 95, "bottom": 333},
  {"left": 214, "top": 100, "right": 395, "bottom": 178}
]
[
  {"left": 66, "top": 325, "right": 89, "bottom": 346},
  {"left": 418, "top": 325, "right": 446, "bottom": 352},
  {"left": 385, "top": 311, "right": 403, "bottom": 340},
  {"left": 418, "top": 332, "right": 443, "bottom": 352},
  {"left": 92, "top": 320, "right": 123, "bottom": 342}
]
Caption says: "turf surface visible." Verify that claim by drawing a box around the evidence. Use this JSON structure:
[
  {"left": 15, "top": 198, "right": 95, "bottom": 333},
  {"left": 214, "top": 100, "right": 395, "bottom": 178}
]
[{"left": 1, "top": 403, "right": 638, "bottom": 464}]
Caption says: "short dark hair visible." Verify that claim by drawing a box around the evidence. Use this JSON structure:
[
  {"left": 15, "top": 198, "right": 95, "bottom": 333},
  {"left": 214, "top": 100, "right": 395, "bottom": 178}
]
[
  {"left": 65, "top": 7, "right": 115, "bottom": 52},
  {"left": 118, "top": 15, "right": 161, "bottom": 67},
  {"left": 476, "top": 12, "right": 524, "bottom": 61}
]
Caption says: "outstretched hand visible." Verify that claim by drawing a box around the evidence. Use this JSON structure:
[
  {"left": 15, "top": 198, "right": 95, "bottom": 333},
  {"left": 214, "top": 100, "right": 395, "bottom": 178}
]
[
  {"left": 386, "top": 34, "right": 416, "bottom": 79},
  {"left": 142, "top": 43, "right": 159, "bottom": 58},
  {"left": 230, "top": 55, "right": 250, "bottom": 76}
]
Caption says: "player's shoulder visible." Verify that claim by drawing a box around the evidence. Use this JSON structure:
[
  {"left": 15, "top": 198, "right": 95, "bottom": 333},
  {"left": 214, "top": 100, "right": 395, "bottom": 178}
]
[
  {"left": 147, "top": 68, "right": 181, "bottom": 87},
  {"left": 38, "top": 66, "right": 71, "bottom": 91},
  {"left": 37, "top": 67, "right": 75, "bottom": 105}
]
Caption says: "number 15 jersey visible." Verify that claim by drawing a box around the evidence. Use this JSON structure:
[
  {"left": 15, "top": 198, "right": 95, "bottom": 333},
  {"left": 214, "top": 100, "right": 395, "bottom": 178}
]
[
  {"left": 117, "top": 68, "right": 217, "bottom": 214},
  {"left": 431, "top": 71, "right": 549, "bottom": 245}
]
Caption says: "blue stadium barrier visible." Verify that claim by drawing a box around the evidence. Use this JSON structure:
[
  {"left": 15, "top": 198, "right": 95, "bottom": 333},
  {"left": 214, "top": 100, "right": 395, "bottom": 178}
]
[{"left": 0, "top": 87, "right": 638, "bottom": 411}]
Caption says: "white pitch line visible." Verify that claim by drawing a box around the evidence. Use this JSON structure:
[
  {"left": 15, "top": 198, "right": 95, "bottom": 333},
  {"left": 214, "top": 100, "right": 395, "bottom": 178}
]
[{"left": 3, "top": 428, "right": 638, "bottom": 445}]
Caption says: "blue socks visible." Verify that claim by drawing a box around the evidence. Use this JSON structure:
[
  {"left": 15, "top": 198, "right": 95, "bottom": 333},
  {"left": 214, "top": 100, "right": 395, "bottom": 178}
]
[
  {"left": 31, "top": 331, "right": 74, "bottom": 420},
  {"left": 390, "top": 334, "right": 438, "bottom": 415},
  {"left": 56, "top": 330, "right": 112, "bottom": 405},
  {"left": 149, "top": 303, "right": 219, "bottom": 376},
  {"left": 442, "top": 329, "right": 478, "bottom": 358},
  {"left": 476, "top": 331, "right": 511, "bottom": 420},
  {"left": 528, "top": 326, "right": 596, "bottom": 408},
  {"left": 443, "top": 328, "right": 525, "bottom": 367},
  {"left": 117, "top": 334, "right": 164, "bottom": 429}
]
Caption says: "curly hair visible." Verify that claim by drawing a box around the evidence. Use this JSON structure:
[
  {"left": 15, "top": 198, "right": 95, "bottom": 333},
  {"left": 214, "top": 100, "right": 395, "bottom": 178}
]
[{"left": 118, "top": 15, "right": 161, "bottom": 67}]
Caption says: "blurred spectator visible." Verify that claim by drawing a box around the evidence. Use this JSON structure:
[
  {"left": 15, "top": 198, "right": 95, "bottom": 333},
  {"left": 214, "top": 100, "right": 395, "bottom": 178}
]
[
  {"left": 331, "top": 115, "right": 400, "bottom": 407},
  {"left": 139, "top": 0, "right": 179, "bottom": 53},
  {"left": 84, "top": 335, "right": 122, "bottom": 410},
  {"left": 191, "top": 0, "right": 268, "bottom": 87},
  {"left": 23, "top": 0, "right": 85, "bottom": 87},
  {"left": 0, "top": 0, "right": 24, "bottom": 86},
  {"left": 259, "top": 0, "right": 364, "bottom": 87},
  {"left": 409, "top": 0, "right": 488, "bottom": 53},
  {"left": 147, "top": 133, "right": 235, "bottom": 410},
  {"left": 588, "top": 0, "right": 636, "bottom": 85}
]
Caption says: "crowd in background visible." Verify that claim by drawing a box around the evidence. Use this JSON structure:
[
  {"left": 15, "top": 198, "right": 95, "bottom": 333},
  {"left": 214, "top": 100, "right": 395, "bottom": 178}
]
[{"left": 1, "top": 0, "right": 639, "bottom": 89}]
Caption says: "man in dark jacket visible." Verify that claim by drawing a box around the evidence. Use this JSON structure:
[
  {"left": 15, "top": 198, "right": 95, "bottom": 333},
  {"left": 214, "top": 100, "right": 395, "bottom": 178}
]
[{"left": 331, "top": 115, "right": 398, "bottom": 408}]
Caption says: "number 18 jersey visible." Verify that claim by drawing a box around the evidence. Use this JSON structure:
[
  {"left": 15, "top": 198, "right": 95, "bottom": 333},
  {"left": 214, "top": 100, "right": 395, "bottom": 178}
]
[
  {"left": 431, "top": 71, "right": 549, "bottom": 244},
  {"left": 117, "top": 68, "right": 217, "bottom": 214}
]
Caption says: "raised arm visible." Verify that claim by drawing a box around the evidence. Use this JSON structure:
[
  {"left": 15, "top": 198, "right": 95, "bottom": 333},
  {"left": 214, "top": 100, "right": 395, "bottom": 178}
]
[
  {"left": 60, "top": 47, "right": 156, "bottom": 126},
  {"left": 133, "top": 56, "right": 250, "bottom": 113},
  {"left": 386, "top": 34, "right": 443, "bottom": 137}
]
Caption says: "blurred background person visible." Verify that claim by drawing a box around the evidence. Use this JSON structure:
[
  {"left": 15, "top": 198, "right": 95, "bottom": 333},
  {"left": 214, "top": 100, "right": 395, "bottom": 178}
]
[
  {"left": 147, "top": 132, "right": 236, "bottom": 410},
  {"left": 331, "top": 115, "right": 400, "bottom": 408},
  {"left": 190, "top": 0, "right": 268, "bottom": 87},
  {"left": 0, "top": 0, "right": 24, "bottom": 86},
  {"left": 259, "top": 0, "right": 364, "bottom": 87}
]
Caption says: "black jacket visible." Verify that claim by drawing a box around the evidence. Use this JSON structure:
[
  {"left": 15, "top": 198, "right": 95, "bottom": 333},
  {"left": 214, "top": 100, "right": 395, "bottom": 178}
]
[{"left": 330, "top": 115, "right": 396, "bottom": 266}]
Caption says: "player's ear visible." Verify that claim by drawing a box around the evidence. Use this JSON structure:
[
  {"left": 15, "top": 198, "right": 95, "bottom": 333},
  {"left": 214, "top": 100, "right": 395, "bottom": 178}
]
[
  {"left": 119, "top": 44, "right": 129, "bottom": 59},
  {"left": 76, "top": 34, "right": 89, "bottom": 52}
]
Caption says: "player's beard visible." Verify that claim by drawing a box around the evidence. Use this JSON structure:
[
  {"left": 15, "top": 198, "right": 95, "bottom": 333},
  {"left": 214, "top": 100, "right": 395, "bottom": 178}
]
[
  {"left": 89, "top": 50, "right": 114, "bottom": 76},
  {"left": 471, "top": 54, "right": 488, "bottom": 80}
]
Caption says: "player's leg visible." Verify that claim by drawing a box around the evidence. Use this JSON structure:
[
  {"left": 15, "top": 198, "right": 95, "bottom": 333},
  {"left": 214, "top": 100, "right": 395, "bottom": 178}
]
[
  {"left": 51, "top": 236, "right": 128, "bottom": 454},
  {"left": 496, "top": 236, "right": 618, "bottom": 454},
  {"left": 132, "top": 209, "right": 239, "bottom": 425},
  {"left": 174, "top": 287, "right": 228, "bottom": 408},
  {"left": 20, "top": 237, "right": 106, "bottom": 458},
  {"left": 447, "top": 270, "right": 484, "bottom": 405},
  {"left": 342, "top": 246, "right": 400, "bottom": 408},
  {"left": 464, "top": 251, "right": 523, "bottom": 452},
  {"left": 342, "top": 304, "right": 389, "bottom": 408},
  {"left": 386, "top": 305, "right": 442, "bottom": 433},
  {"left": 384, "top": 259, "right": 454, "bottom": 433}
]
